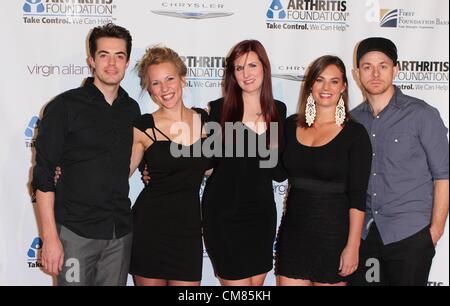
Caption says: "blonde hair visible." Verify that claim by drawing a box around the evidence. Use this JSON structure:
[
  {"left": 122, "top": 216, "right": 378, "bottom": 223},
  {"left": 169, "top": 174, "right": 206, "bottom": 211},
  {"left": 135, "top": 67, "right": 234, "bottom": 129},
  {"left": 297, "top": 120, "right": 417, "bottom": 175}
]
[{"left": 135, "top": 46, "right": 187, "bottom": 91}]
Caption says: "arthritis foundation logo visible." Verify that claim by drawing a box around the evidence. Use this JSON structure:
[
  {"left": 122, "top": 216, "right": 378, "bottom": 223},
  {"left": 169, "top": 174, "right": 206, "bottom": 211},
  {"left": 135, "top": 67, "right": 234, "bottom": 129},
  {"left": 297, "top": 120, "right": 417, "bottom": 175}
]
[
  {"left": 395, "top": 60, "right": 449, "bottom": 92},
  {"left": 25, "top": 116, "right": 40, "bottom": 148},
  {"left": 266, "top": 0, "right": 350, "bottom": 32},
  {"left": 181, "top": 55, "right": 225, "bottom": 88},
  {"left": 27, "top": 237, "right": 43, "bottom": 268},
  {"left": 23, "top": 0, "right": 45, "bottom": 13},
  {"left": 22, "top": 0, "right": 117, "bottom": 25},
  {"left": 267, "top": 0, "right": 286, "bottom": 19}
]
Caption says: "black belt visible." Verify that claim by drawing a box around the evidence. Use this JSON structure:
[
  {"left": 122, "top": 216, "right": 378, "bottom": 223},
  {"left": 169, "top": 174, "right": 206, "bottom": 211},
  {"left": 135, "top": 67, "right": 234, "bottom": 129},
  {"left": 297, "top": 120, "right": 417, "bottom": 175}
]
[{"left": 289, "top": 177, "right": 346, "bottom": 194}]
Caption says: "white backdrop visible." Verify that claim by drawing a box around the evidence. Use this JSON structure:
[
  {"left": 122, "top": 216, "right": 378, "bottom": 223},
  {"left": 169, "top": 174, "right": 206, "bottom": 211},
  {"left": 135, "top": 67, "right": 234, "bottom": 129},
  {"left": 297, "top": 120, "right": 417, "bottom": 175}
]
[{"left": 0, "top": 0, "right": 448, "bottom": 286}]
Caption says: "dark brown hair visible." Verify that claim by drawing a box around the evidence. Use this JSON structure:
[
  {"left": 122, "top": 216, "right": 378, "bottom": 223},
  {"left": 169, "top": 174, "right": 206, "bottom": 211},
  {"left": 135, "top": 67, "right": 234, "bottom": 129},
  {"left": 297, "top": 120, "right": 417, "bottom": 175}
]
[
  {"left": 89, "top": 23, "right": 132, "bottom": 60},
  {"left": 297, "top": 55, "right": 350, "bottom": 127}
]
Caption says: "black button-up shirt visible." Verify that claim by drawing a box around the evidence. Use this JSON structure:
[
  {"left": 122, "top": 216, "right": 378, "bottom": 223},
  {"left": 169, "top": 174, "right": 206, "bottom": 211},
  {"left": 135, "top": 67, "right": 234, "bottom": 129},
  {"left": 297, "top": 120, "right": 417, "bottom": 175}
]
[{"left": 32, "top": 78, "right": 141, "bottom": 239}]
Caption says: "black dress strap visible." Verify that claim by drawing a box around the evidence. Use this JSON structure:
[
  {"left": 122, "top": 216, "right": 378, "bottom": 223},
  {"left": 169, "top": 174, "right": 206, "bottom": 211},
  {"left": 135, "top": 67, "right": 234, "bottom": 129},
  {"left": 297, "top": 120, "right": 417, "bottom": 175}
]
[
  {"left": 134, "top": 114, "right": 156, "bottom": 142},
  {"left": 136, "top": 109, "right": 209, "bottom": 142},
  {"left": 153, "top": 125, "right": 171, "bottom": 142},
  {"left": 143, "top": 130, "right": 156, "bottom": 142},
  {"left": 151, "top": 127, "right": 157, "bottom": 141}
]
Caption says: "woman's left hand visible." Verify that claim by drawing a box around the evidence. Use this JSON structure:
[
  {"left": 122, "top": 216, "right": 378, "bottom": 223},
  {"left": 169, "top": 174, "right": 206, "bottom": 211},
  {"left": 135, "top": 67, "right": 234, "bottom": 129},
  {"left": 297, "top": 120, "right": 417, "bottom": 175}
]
[{"left": 339, "top": 244, "right": 359, "bottom": 277}]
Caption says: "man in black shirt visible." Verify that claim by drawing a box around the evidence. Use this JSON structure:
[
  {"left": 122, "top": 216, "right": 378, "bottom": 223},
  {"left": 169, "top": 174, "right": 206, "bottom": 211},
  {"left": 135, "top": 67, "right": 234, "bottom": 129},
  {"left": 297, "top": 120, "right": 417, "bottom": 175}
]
[{"left": 32, "top": 23, "right": 141, "bottom": 286}]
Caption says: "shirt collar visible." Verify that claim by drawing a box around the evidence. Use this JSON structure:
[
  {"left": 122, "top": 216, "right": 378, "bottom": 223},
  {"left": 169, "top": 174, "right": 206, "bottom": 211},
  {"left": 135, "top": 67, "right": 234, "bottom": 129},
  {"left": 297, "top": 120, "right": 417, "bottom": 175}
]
[
  {"left": 361, "top": 85, "right": 407, "bottom": 113},
  {"left": 391, "top": 86, "right": 408, "bottom": 109},
  {"left": 83, "top": 77, "right": 128, "bottom": 105},
  {"left": 360, "top": 101, "right": 371, "bottom": 113}
]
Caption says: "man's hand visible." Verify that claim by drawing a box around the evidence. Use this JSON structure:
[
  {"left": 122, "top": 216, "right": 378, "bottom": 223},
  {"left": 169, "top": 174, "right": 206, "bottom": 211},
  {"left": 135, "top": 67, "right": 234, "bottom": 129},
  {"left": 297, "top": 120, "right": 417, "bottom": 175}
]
[
  {"left": 41, "top": 235, "right": 64, "bottom": 276},
  {"left": 429, "top": 226, "right": 443, "bottom": 247}
]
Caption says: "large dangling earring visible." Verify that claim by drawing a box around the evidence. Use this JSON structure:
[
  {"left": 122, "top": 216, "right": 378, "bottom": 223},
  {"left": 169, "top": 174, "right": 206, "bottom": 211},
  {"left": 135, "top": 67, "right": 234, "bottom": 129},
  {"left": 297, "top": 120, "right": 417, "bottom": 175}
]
[
  {"left": 305, "top": 93, "right": 316, "bottom": 127},
  {"left": 335, "top": 94, "right": 346, "bottom": 126}
]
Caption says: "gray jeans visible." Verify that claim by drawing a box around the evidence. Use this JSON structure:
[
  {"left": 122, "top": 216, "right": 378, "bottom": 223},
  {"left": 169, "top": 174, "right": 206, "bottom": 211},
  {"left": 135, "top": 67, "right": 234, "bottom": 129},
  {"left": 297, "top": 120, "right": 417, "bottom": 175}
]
[{"left": 56, "top": 224, "right": 132, "bottom": 286}]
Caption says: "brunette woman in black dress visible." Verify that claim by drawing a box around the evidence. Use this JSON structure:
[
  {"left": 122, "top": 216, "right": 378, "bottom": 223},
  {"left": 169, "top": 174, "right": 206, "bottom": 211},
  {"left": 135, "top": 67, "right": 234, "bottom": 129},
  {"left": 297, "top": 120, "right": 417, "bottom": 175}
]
[{"left": 275, "top": 56, "right": 372, "bottom": 286}]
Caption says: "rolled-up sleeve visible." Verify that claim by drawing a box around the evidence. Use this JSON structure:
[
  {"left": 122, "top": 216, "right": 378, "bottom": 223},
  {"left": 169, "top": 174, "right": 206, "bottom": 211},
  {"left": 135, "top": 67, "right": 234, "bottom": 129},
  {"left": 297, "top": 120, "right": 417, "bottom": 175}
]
[
  {"left": 32, "top": 98, "right": 67, "bottom": 192},
  {"left": 418, "top": 106, "right": 449, "bottom": 180},
  {"left": 347, "top": 125, "right": 373, "bottom": 211}
]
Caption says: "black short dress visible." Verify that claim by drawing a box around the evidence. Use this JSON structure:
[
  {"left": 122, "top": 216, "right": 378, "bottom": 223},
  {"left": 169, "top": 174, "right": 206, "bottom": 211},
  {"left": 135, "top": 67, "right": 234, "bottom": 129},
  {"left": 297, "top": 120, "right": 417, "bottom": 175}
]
[
  {"left": 275, "top": 115, "right": 372, "bottom": 284},
  {"left": 202, "top": 98, "right": 286, "bottom": 280},
  {"left": 130, "top": 108, "right": 210, "bottom": 282}
]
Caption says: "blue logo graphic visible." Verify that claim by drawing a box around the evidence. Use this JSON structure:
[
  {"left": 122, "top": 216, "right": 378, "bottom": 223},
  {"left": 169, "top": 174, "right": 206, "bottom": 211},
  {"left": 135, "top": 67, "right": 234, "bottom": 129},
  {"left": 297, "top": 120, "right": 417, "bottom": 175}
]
[
  {"left": 27, "top": 237, "right": 42, "bottom": 259},
  {"left": 381, "top": 9, "right": 398, "bottom": 28},
  {"left": 25, "top": 116, "right": 40, "bottom": 138},
  {"left": 23, "top": 0, "right": 45, "bottom": 13},
  {"left": 267, "top": 0, "right": 286, "bottom": 19}
]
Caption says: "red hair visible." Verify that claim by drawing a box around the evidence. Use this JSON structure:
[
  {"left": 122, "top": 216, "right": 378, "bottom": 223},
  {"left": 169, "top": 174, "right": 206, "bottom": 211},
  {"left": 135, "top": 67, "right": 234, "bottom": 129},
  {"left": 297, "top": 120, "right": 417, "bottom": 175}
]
[{"left": 221, "top": 40, "right": 281, "bottom": 145}]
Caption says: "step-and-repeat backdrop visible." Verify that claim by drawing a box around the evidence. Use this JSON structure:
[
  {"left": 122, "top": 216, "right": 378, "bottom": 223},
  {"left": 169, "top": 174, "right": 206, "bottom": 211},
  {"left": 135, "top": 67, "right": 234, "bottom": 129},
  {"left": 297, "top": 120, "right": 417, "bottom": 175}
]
[{"left": 0, "top": 0, "right": 448, "bottom": 286}]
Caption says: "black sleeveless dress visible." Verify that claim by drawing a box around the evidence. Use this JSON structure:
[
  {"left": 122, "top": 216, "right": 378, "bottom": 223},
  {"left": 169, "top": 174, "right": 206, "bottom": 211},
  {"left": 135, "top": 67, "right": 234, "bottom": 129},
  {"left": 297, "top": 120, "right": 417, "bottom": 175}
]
[
  {"left": 202, "top": 98, "right": 287, "bottom": 280},
  {"left": 130, "top": 108, "right": 210, "bottom": 282}
]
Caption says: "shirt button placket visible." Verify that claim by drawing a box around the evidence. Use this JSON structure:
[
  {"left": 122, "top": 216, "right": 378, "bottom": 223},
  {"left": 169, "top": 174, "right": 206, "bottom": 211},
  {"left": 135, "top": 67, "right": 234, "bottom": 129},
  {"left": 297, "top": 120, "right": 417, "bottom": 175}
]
[{"left": 371, "top": 115, "right": 379, "bottom": 211}]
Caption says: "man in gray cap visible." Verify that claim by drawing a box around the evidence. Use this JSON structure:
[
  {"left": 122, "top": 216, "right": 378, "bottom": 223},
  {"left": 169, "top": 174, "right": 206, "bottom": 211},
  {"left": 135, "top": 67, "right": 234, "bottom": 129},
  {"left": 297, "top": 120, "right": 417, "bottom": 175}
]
[{"left": 350, "top": 37, "right": 449, "bottom": 286}]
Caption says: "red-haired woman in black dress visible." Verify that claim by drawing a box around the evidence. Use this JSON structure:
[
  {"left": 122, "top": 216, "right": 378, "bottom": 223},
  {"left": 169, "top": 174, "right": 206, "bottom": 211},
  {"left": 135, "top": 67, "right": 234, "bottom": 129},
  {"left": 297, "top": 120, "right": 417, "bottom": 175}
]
[{"left": 202, "top": 40, "right": 286, "bottom": 286}]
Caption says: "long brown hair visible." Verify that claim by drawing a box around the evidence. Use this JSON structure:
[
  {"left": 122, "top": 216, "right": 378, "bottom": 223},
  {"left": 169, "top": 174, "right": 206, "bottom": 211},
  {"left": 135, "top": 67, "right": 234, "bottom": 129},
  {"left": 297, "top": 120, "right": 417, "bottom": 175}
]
[
  {"left": 297, "top": 55, "right": 351, "bottom": 127},
  {"left": 221, "top": 40, "right": 281, "bottom": 145}
]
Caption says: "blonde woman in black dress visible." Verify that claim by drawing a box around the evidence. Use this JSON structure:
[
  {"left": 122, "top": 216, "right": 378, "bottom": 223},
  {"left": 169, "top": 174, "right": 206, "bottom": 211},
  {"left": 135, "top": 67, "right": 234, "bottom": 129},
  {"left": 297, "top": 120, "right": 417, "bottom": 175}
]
[
  {"left": 129, "top": 47, "right": 210, "bottom": 286},
  {"left": 275, "top": 56, "right": 372, "bottom": 286}
]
